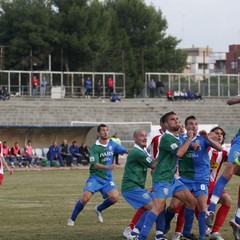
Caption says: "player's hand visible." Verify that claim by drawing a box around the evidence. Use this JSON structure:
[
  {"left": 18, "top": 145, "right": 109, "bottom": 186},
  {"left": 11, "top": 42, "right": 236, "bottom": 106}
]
[
  {"left": 187, "top": 130, "right": 194, "bottom": 139},
  {"left": 192, "top": 142, "right": 200, "bottom": 150},
  {"left": 8, "top": 168, "right": 13, "bottom": 175},
  {"left": 199, "top": 130, "right": 208, "bottom": 139},
  {"left": 208, "top": 131, "right": 217, "bottom": 141},
  {"left": 108, "top": 164, "right": 118, "bottom": 170}
]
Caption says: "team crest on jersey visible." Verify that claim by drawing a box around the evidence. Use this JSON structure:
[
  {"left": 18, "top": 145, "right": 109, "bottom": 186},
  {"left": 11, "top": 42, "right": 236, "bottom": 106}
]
[
  {"left": 90, "top": 157, "right": 94, "bottom": 163},
  {"left": 87, "top": 182, "right": 92, "bottom": 187},
  {"left": 163, "top": 188, "right": 169, "bottom": 195},
  {"left": 170, "top": 143, "right": 178, "bottom": 149},
  {"left": 210, "top": 160, "right": 219, "bottom": 170},
  {"left": 142, "top": 193, "right": 150, "bottom": 199},
  {"left": 109, "top": 146, "right": 113, "bottom": 151},
  {"left": 146, "top": 157, "right": 152, "bottom": 163},
  {"left": 233, "top": 151, "right": 240, "bottom": 159}
]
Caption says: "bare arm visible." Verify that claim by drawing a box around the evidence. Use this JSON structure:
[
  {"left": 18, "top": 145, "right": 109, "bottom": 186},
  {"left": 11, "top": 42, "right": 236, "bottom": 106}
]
[
  {"left": 1, "top": 156, "right": 13, "bottom": 175},
  {"left": 176, "top": 130, "right": 194, "bottom": 158},
  {"left": 199, "top": 130, "right": 222, "bottom": 151},
  {"left": 227, "top": 95, "right": 240, "bottom": 105},
  {"left": 93, "top": 163, "right": 117, "bottom": 170}
]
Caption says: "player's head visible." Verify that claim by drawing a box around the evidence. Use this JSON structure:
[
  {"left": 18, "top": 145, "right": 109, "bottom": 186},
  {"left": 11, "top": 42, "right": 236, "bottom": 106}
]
[
  {"left": 210, "top": 127, "right": 225, "bottom": 144},
  {"left": 185, "top": 115, "right": 198, "bottom": 136},
  {"left": 97, "top": 124, "right": 109, "bottom": 141},
  {"left": 160, "top": 115, "right": 166, "bottom": 132},
  {"left": 133, "top": 129, "right": 147, "bottom": 148},
  {"left": 27, "top": 140, "right": 32, "bottom": 145},
  {"left": 161, "top": 111, "right": 180, "bottom": 132},
  {"left": 178, "top": 122, "right": 186, "bottom": 136}
]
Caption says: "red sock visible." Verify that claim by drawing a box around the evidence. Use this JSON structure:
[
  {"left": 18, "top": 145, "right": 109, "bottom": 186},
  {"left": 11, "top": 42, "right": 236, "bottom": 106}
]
[
  {"left": 175, "top": 204, "right": 185, "bottom": 232},
  {"left": 129, "top": 208, "right": 145, "bottom": 230},
  {"left": 211, "top": 205, "right": 231, "bottom": 233}
]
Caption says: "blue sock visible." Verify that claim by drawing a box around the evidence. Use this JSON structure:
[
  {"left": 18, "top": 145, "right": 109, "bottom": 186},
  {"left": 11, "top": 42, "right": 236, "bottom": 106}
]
[
  {"left": 164, "top": 208, "right": 175, "bottom": 234},
  {"left": 97, "top": 198, "right": 115, "bottom": 212},
  {"left": 139, "top": 211, "right": 157, "bottom": 239},
  {"left": 135, "top": 211, "right": 149, "bottom": 230},
  {"left": 208, "top": 176, "right": 229, "bottom": 212},
  {"left": 156, "top": 210, "right": 166, "bottom": 233},
  {"left": 71, "top": 200, "right": 84, "bottom": 221},
  {"left": 182, "top": 208, "right": 194, "bottom": 237},
  {"left": 198, "top": 211, "right": 206, "bottom": 239}
]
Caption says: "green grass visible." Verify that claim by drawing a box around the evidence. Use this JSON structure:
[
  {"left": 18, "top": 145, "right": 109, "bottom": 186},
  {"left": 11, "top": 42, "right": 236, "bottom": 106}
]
[{"left": 0, "top": 168, "right": 238, "bottom": 240}]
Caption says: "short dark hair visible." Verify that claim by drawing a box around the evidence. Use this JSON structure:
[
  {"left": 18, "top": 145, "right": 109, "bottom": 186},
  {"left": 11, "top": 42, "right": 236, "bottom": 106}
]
[
  {"left": 184, "top": 115, "right": 197, "bottom": 126},
  {"left": 97, "top": 124, "right": 108, "bottom": 132},
  {"left": 161, "top": 111, "right": 176, "bottom": 123},
  {"left": 210, "top": 127, "right": 226, "bottom": 144}
]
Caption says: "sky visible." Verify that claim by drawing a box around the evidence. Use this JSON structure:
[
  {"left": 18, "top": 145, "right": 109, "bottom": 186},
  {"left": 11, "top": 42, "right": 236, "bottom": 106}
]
[{"left": 145, "top": 0, "right": 240, "bottom": 53}]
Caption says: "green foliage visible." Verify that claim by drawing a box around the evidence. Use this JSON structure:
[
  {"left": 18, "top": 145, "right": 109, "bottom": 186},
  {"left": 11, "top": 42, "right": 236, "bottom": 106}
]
[{"left": 0, "top": 0, "right": 187, "bottom": 95}]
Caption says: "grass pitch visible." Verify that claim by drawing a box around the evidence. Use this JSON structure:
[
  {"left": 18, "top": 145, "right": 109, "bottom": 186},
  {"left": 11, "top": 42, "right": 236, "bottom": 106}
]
[{"left": 0, "top": 168, "right": 238, "bottom": 240}]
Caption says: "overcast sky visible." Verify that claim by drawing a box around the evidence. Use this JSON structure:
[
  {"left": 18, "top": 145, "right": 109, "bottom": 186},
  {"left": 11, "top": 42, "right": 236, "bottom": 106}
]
[{"left": 145, "top": 0, "right": 240, "bottom": 53}]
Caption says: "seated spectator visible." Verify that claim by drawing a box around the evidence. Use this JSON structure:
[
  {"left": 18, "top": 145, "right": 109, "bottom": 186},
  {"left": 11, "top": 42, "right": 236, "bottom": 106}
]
[
  {"left": 166, "top": 89, "right": 173, "bottom": 101},
  {"left": 187, "top": 89, "right": 194, "bottom": 101},
  {"left": 110, "top": 92, "right": 121, "bottom": 102},
  {"left": 10, "top": 142, "right": 23, "bottom": 167},
  {"left": 2, "top": 141, "right": 11, "bottom": 166},
  {"left": 0, "top": 86, "right": 8, "bottom": 100},
  {"left": 23, "top": 140, "right": 39, "bottom": 167},
  {"left": 59, "top": 139, "right": 71, "bottom": 166},
  {"left": 181, "top": 89, "right": 188, "bottom": 101},
  {"left": 79, "top": 143, "right": 90, "bottom": 164},
  {"left": 194, "top": 90, "right": 203, "bottom": 100},
  {"left": 2, "top": 87, "right": 10, "bottom": 100},
  {"left": 69, "top": 141, "right": 82, "bottom": 166},
  {"left": 173, "top": 89, "right": 181, "bottom": 101},
  {"left": 47, "top": 141, "right": 64, "bottom": 167}
]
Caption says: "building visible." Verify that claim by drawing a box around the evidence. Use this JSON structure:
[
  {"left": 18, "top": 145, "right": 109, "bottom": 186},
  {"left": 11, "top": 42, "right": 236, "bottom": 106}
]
[{"left": 225, "top": 44, "right": 240, "bottom": 74}]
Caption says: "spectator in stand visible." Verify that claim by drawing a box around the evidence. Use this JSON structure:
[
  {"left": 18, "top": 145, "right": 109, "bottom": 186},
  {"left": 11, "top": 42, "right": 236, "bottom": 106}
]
[
  {"left": 47, "top": 141, "right": 64, "bottom": 167},
  {"left": 156, "top": 79, "right": 165, "bottom": 98},
  {"left": 10, "top": 142, "right": 23, "bottom": 167},
  {"left": 0, "top": 86, "right": 10, "bottom": 100},
  {"left": 32, "top": 75, "right": 39, "bottom": 98},
  {"left": 84, "top": 77, "right": 92, "bottom": 98},
  {"left": 148, "top": 79, "right": 156, "bottom": 98},
  {"left": 23, "top": 140, "right": 39, "bottom": 167},
  {"left": 173, "top": 89, "right": 181, "bottom": 101},
  {"left": 95, "top": 79, "right": 102, "bottom": 99},
  {"left": 194, "top": 90, "right": 203, "bottom": 100},
  {"left": 107, "top": 76, "right": 114, "bottom": 96},
  {"left": 110, "top": 92, "right": 121, "bottom": 102},
  {"left": 166, "top": 89, "right": 174, "bottom": 101},
  {"left": 40, "top": 76, "right": 47, "bottom": 98},
  {"left": 69, "top": 141, "right": 82, "bottom": 166},
  {"left": 60, "top": 139, "right": 71, "bottom": 166},
  {"left": 181, "top": 89, "right": 188, "bottom": 101},
  {"left": 187, "top": 89, "right": 194, "bottom": 101},
  {"left": 79, "top": 143, "right": 90, "bottom": 164},
  {"left": 2, "top": 141, "right": 11, "bottom": 165}
]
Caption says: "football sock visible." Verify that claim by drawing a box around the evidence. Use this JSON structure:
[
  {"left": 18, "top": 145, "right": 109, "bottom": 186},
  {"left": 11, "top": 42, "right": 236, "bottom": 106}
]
[
  {"left": 164, "top": 207, "right": 175, "bottom": 234},
  {"left": 208, "top": 176, "right": 229, "bottom": 212},
  {"left": 236, "top": 186, "right": 240, "bottom": 225},
  {"left": 155, "top": 210, "right": 166, "bottom": 233},
  {"left": 71, "top": 200, "right": 84, "bottom": 221},
  {"left": 139, "top": 211, "right": 157, "bottom": 239},
  {"left": 135, "top": 211, "right": 149, "bottom": 230},
  {"left": 212, "top": 205, "right": 230, "bottom": 233},
  {"left": 198, "top": 211, "right": 206, "bottom": 239},
  {"left": 129, "top": 208, "right": 145, "bottom": 230},
  {"left": 97, "top": 198, "right": 114, "bottom": 212},
  {"left": 182, "top": 208, "right": 194, "bottom": 237},
  {"left": 175, "top": 204, "right": 185, "bottom": 233}
]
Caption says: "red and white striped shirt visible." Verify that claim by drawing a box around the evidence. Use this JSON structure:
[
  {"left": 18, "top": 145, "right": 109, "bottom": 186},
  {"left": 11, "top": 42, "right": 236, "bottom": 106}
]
[
  {"left": 147, "top": 128, "right": 164, "bottom": 158},
  {"left": 208, "top": 143, "right": 230, "bottom": 182}
]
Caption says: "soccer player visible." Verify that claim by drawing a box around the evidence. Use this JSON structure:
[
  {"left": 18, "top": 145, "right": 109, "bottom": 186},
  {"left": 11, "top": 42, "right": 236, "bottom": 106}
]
[
  {"left": 135, "top": 111, "right": 196, "bottom": 240},
  {"left": 121, "top": 129, "right": 166, "bottom": 238},
  {"left": 0, "top": 141, "right": 13, "bottom": 186},
  {"left": 171, "top": 127, "right": 231, "bottom": 240},
  {"left": 123, "top": 117, "right": 166, "bottom": 239},
  {"left": 207, "top": 95, "right": 240, "bottom": 239},
  {"left": 67, "top": 123, "right": 127, "bottom": 226},
  {"left": 164, "top": 116, "right": 222, "bottom": 240}
]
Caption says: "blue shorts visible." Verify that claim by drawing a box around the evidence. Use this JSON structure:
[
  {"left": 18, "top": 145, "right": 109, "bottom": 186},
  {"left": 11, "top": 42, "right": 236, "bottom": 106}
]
[
  {"left": 228, "top": 135, "right": 240, "bottom": 164},
  {"left": 180, "top": 178, "right": 208, "bottom": 197},
  {"left": 84, "top": 176, "right": 117, "bottom": 197},
  {"left": 152, "top": 178, "right": 187, "bottom": 199},
  {"left": 122, "top": 188, "right": 152, "bottom": 209}
]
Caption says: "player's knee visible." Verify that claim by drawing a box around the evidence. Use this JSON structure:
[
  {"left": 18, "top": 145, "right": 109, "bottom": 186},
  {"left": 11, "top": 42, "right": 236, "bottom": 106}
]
[{"left": 108, "top": 193, "right": 119, "bottom": 203}]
